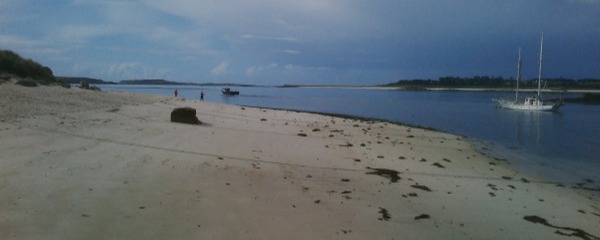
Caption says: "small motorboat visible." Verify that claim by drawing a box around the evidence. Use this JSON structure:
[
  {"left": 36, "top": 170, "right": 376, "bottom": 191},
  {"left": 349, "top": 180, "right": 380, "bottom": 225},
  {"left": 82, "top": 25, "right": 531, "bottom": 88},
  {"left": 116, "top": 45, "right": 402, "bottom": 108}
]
[{"left": 222, "top": 87, "right": 239, "bottom": 95}]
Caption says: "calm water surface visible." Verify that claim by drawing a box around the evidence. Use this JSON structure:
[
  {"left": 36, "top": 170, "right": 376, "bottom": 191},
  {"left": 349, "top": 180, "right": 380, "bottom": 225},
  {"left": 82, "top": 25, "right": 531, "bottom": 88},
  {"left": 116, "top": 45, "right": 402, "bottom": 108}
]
[{"left": 99, "top": 84, "right": 600, "bottom": 186}]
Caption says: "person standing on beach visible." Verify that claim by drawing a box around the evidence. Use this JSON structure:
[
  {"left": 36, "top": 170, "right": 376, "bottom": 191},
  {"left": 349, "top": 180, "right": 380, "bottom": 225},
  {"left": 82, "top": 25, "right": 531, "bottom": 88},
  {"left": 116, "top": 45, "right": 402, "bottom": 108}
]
[
  {"left": 174, "top": 89, "right": 178, "bottom": 97},
  {"left": 200, "top": 90, "right": 205, "bottom": 101}
]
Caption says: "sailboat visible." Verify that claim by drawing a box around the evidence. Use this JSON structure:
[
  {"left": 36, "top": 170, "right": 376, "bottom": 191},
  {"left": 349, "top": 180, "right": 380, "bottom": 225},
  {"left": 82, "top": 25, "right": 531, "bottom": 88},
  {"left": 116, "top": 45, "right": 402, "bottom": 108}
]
[{"left": 494, "top": 33, "right": 562, "bottom": 111}]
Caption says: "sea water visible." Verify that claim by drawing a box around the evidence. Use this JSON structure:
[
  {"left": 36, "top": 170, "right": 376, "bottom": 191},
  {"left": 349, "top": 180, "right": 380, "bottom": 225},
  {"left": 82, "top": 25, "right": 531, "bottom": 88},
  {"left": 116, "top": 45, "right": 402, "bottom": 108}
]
[{"left": 99, "top": 84, "right": 600, "bottom": 187}]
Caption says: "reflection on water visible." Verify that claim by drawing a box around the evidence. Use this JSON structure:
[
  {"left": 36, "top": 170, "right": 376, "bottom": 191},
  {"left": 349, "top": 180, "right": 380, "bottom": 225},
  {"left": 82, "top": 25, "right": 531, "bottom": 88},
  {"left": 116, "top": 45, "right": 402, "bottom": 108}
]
[{"left": 513, "top": 111, "right": 546, "bottom": 145}]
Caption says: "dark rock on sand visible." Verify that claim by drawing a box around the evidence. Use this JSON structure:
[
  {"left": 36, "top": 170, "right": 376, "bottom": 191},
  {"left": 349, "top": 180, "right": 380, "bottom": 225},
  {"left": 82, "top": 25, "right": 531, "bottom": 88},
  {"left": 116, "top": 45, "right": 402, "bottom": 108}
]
[
  {"left": 171, "top": 107, "right": 201, "bottom": 124},
  {"left": 366, "top": 167, "right": 401, "bottom": 183},
  {"left": 414, "top": 214, "right": 430, "bottom": 220}
]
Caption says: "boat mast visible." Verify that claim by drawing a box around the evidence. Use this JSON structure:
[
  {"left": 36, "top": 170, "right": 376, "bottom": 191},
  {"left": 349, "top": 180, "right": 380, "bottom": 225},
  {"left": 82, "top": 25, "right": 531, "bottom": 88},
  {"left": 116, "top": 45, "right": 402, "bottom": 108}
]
[
  {"left": 537, "top": 32, "right": 544, "bottom": 98},
  {"left": 516, "top": 47, "right": 522, "bottom": 102}
]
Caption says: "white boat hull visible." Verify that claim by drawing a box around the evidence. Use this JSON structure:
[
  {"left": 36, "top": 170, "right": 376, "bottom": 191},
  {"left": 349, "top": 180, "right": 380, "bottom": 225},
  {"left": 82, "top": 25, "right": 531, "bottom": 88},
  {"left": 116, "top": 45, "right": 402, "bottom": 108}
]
[{"left": 495, "top": 99, "right": 561, "bottom": 111}]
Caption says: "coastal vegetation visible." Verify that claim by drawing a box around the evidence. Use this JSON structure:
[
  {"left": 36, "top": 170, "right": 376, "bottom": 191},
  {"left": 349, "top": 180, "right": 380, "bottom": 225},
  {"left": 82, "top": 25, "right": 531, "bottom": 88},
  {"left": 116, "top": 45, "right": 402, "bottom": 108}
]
[
  {"left": 386, "top": 76, "right": 600, "bottom": 90},
  {"left": 0, "top": 49, "right": 61, "bottom": 86},
  {"left": 58, "top": 77, "right": 259, "bottom": 87},
  {"left": 58, "top": 77, "right": 111, "bottom": 85}
]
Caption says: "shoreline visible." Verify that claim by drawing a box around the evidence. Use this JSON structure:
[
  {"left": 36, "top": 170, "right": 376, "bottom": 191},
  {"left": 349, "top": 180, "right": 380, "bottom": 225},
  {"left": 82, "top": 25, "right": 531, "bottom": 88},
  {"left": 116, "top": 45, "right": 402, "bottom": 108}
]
[
  {"left": 94, "top": 83, "right": 600, "bottom": 94},
  {"left": 45, "top": 82, "right": 600, "bottom": 194},
  {"left": 1, "top": 83, "right": 598, "bottom": 239},
  {"left": 238, "top": 104, "right": 444, "bottom": 132},
  {"left": 282, "top": 84, "right": 600, "bottom": 93},
  {"left": 242, "top": 104, "right": 600, "bottom": 193},
  {"left": 54, "top": 83, "right": 600, "bottom": 191}
]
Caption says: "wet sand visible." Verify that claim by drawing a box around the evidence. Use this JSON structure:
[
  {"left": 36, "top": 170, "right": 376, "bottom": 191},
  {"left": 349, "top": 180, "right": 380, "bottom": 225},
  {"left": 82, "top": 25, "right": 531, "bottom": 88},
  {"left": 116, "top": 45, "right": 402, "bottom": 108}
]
[{"left": 1, "top": 82, "right": 598, "bottom": 239}]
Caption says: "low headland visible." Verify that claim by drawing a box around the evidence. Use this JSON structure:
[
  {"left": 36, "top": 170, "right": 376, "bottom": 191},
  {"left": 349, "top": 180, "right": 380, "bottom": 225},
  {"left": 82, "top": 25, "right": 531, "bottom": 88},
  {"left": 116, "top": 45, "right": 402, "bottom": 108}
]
[{"left": 1, "top": 50, "right": 599, "bottom": 239}]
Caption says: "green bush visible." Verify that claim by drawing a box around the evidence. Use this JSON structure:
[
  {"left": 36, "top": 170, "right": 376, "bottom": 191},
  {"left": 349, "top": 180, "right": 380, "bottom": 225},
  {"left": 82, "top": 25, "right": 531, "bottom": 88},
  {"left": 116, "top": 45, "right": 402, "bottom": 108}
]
[
  {"left": 0, "top": 49, "right": 58, "bottom": 84},
  {"left": 15, "top": 79, "right": 38, "bottom": 87}
]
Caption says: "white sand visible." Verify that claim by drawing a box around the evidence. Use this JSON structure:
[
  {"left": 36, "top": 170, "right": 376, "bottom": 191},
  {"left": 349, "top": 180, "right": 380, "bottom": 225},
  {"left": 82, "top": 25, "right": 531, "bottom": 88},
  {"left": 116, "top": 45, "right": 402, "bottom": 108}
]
[{"left": 1, "top": 83, "right": 598, "bottom": 239}]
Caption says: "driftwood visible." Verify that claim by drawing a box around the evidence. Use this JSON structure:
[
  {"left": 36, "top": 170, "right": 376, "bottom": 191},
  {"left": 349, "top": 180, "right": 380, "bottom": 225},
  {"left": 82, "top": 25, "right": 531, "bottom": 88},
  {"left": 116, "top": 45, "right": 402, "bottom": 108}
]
[{"left": 170, "top": 107, "right": 201, "bottom": 125}]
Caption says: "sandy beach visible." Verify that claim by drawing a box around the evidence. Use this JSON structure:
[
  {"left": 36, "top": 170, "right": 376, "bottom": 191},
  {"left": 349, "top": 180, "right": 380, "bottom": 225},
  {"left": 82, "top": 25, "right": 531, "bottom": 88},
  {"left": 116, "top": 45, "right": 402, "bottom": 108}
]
[{"left": 1, "top": 82, "right": 598, "bottom": 239}]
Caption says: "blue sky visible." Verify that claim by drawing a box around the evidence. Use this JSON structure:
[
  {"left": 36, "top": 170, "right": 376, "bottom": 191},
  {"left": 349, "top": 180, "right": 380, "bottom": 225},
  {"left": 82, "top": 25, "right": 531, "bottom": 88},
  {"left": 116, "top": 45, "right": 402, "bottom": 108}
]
[{"left": 1, "top": 0, "right": 599, "bottom": 85}]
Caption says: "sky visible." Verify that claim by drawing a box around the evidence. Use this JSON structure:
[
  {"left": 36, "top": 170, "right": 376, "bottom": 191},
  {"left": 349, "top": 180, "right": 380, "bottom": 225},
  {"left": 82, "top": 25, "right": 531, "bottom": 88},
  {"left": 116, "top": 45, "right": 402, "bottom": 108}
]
[{"left": 1, "top": 0, "right": 599, "bottom": 85}]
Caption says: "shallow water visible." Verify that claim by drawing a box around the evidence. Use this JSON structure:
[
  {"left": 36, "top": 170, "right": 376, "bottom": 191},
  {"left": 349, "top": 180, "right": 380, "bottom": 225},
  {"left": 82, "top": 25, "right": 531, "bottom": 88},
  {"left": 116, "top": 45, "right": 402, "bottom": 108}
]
[{"left": 99, "top": 84, "right": 600, "bottom": 186}]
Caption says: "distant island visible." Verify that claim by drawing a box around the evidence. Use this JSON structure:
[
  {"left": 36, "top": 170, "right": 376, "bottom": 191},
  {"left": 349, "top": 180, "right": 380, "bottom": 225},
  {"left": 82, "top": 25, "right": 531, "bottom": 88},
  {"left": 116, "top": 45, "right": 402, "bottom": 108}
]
[
  {"left": 57, "top": 75, "right": 600, "bottom": 94},
  {"left": 383, "top": 76, "right": 600, "bottom": 91},
  {"left": 58, "top": 77, "right": 259, "bottom": 87},
  {"left": 58, "top": 77, "right": 115, "bottom": 85}
]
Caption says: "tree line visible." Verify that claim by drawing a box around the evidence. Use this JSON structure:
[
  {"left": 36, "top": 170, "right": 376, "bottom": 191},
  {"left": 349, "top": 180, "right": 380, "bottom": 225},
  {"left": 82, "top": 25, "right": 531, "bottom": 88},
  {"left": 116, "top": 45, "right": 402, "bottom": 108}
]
[
  {"left": 0, "top": 49, "right": 59, "bottom": 84},
  {"left": 386, "top": 76, "right": 600, "bottom": 90}
]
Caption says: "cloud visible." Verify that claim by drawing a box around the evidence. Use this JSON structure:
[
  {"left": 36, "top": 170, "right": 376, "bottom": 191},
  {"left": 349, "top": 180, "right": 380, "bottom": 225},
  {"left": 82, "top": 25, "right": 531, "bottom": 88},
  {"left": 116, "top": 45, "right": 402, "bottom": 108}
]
[
  {"left": 283, "top": 64, "right": 330, "bottom": 72},
  {"left": 52, "top": 24, "right": 115, "bottom": 46},
  {"left": 283, "top": 49, "right": 301, "bottom": 55},
  {"left": 0, "top": 34, "right": 42, "bottom": 48},
  {"left": 241, "top": 34, "right": 298, "bottom": 42},
  {"left": 107, "top": 62, "right": 169, "bottom": 80},
  {"left": 569, "top": 0, "right": 600, "bottom": 5},
  {"left": 245, "top": 67, "right": 257, "bottom": 76},
  {"left": 0, "top": 34, "right": 68, "bottom": 62},
  {"left": 211, "top": 62, "right": 229, "bottom": 77},
  {"left": 246, "top": 63, "right": 278, "bottom": 76},
  {"left": 3, "top": 0, "right": 599, "bottom": 83}
]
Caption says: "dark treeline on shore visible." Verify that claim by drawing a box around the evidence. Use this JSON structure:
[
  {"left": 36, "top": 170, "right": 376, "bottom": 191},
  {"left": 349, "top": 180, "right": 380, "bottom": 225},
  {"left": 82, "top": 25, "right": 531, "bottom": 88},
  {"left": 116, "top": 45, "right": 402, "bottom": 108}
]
[
  {"left": 58, "top": 77, "right": 259, "bottom": 87},
  {"left": 386, "top": 76, "right": 600, "bottom": 90},
  {"left": 0, "top": 50, "right": 62, "bottom": 86}
]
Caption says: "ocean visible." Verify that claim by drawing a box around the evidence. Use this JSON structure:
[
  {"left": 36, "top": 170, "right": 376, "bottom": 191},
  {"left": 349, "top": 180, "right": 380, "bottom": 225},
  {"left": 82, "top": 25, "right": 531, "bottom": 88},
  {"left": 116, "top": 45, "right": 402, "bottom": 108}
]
[{"left": 98, "top": 84, "right": 600, "bottom": 188}]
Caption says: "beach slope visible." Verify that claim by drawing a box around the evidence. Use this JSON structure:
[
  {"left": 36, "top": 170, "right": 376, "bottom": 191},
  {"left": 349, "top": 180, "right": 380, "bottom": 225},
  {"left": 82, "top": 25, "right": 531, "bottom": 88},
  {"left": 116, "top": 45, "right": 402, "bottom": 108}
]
[{"left": 1, "top": 83, "right": 598, "bottom": 239}]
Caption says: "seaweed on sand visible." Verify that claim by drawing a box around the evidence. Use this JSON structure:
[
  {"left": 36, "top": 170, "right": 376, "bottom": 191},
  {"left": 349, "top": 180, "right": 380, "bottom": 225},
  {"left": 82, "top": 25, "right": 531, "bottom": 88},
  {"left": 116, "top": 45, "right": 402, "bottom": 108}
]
[
  {"left": 523, "top": 215, "right": 599, "bottom": 240},
  {"left": 378, "top": 207, "right": 391, "bottom": 221}
]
